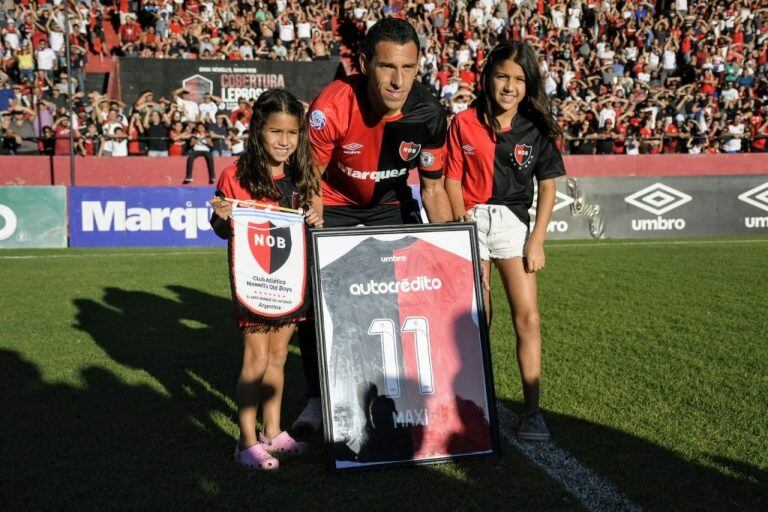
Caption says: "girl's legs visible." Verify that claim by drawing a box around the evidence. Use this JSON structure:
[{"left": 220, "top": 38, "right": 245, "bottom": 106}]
[
  {"left": 495, "top": 256, "right": 542, "bottom": 413},
  {"left": 237, "top": 330, "right": 271, "bottom": 449},
  {"left": 260, "top": 324, "right": 296, "bottom": 439},
  {"left": 481, "top": 259, "right": 492, "bottom": 326}
]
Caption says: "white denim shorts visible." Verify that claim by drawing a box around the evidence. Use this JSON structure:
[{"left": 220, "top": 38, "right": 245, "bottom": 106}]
[{"left": 470, "top": 204, "right": 530, "bottom": 260}]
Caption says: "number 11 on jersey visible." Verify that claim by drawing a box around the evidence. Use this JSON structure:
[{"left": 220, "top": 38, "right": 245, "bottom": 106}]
[{"left": 367, "top": 317, "right": 435, "bottom": 398}]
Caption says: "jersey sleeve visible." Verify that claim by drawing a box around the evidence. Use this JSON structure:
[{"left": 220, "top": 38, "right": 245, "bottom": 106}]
[
  {"left": 417, "top": 104, "right": 447, "bottom": 178},
  {"left": 307, "top": 80, "right": 348, "bottom": 168},
  {"left": 215, "top": 164, "right": 237, "bottom": 198},
  {"left": 443, "top": 115, "right": 464, "bottom": 181},
  {"left": 534, "top": 138, "right": 566, "bottom": 181}
]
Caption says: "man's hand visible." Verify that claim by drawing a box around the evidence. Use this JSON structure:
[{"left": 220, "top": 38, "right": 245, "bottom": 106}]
[{"left": 304, "top": 206, "right": 324, "bottom": 228}]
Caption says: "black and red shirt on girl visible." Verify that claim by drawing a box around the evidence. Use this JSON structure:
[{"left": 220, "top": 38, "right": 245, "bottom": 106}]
[
  {"left": 214, "top": 164, "right": 310, "bottom": 329},
  {"left": 445, "top": 108, "right": 566, "bottom": 225}
]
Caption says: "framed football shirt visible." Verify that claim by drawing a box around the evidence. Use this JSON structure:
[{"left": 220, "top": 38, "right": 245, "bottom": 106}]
[{"left": 311, "top": 224, "right": 500, "bottom": 471}]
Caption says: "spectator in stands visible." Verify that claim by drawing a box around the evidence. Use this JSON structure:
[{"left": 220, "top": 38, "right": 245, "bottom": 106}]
[
  {"left": 144, "top": 110, "right": 169, "bottom": 157},
  {"left": 35, "top": 40, "right": 57, "bottom": 80},
  {"left": 127, "top": 112, "right": 145, "bottom": 156},
  {"left": 183, "top": 123, "right": 215, "bottom": 184},
  {"left": 119, "top": 14, "right": 143, "bottom": 47},
  {"left": 173, "top": 88, "right": 200, "bottom": 123},
  {"left": 723, "top": 114, "right": 746, "bottom": 153},
  {"left": 102, "top": 126, "right": 128, "bottom": 157},
  {"left": 198, "top": 93, "right": 222, "bottom": 123},
  {"left": 230, "top": 97, "right": 252, "bottom": 125},
  {"left": 16, "top": 43, "right": 36, "bottom": 83},
  {"left": 0, "top": 74, "right": 16, "bottom": 112},
  {"left": 53, "top": 115, "right": 78, "bottom": 156},
  {"left": 169, "top": 120, "right": 189, "bottom": 157},
  {"left": 78, "top": 122, "right": 103, "bottom": 156},
  {"left": 39, "top": 125, "right": 55, "bottom": 156},
  {"left": 208, "top": 113, "right": 232, "bottom": 157},
  {"left": 0, "top": 0, "right": 766, "bottom": 155},
  {"left": 7, "top": 108, "right": 37, "bottom": 155}
]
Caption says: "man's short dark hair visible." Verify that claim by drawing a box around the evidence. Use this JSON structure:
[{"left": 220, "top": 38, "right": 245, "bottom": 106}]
[{"left": 362, "top": 18, "right": 420, "bottom": 62}]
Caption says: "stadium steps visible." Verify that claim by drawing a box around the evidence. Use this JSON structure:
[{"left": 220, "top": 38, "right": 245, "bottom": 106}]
[{"left": 85, "top": 9, "right": 121, "bottom": 74}]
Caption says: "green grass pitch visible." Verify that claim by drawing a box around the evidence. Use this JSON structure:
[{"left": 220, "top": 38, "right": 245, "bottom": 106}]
[{"left": 1, "top": 238, "right": 766, "bottom": 511}]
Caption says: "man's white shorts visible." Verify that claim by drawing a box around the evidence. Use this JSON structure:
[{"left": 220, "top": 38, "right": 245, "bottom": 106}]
[{"left": 470, "top": 204, "right": 530, "bottom": 260}]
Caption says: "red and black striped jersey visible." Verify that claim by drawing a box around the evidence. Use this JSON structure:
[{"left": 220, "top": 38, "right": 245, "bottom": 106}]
[
  {"left": 215, "top": 164, "right": 301, "bottom": 211},
  {"left": 445, "top": 108, "right": 566, "bottom": 225},
  {"left": 308, "top": 75, "right": 447, "bottom": 207},
  {"left": 321, "top": 236, "right": 493, "bottom": 465}
]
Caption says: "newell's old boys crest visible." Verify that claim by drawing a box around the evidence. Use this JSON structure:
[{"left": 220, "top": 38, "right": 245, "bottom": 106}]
[
  {"left": 399, "top": 141, "right": 422, "bottom": 161},
  {"left": 231, "top": 208, "right": 307, "bottom": 318},
  {"left": 248, "top": 221, "right": 291, "bottom": 274},
  {"left": 513, "top": 144, "right": 533, "bottom": 167}
]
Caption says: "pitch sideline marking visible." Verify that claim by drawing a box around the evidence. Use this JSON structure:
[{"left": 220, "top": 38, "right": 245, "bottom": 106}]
[
  {"left": 497, "top": 402, "right": 642, "bottom": 512},
  {"left": 1, "top": 238, "right": 767, "bottom": 260}
]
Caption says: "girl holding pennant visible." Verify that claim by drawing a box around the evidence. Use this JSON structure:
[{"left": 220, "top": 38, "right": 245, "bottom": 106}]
[
  {"left": 445, "top": 41, "right": 566, "bottom": 441},
  {"left": 209, "top": 89, "right": 322, "bottom": 470}
]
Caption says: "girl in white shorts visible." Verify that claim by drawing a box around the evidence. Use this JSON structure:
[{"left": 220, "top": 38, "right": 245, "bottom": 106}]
[{"left": 445, "top": 41, "right": 566, "bottom": 441}]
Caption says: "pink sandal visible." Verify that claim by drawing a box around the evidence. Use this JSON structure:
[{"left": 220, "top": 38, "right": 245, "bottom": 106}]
[
  {"left": 234, "top": 443, "right": 279, "bottom": 470},
  {"left": 258, "top": 431, "right": 309, "bottom": 455}
]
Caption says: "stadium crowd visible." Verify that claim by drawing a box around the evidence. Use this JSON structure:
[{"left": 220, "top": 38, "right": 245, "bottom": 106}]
[{"left": 1, "top": 0, "right": 767, "bottom": 155}]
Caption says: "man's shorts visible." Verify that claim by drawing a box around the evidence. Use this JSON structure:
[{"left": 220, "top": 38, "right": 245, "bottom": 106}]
[
  {"left": 323, "top": 200, "right": 422, "bottom": 228},
  {"left": 470, "top": 204, "right": 530, "bottom": 260}
]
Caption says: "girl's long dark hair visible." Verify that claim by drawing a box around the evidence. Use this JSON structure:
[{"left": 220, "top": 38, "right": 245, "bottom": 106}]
[
  {"left": 236, "top": 88, "right": 319, "bottom": 208},
  {"left": 475, "top": 41, "right": 562, "bottom": 144}
]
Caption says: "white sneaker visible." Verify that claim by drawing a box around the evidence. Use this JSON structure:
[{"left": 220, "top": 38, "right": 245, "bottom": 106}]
[{"left": 292, "top": 397, "right": 323, "bottom": 432}]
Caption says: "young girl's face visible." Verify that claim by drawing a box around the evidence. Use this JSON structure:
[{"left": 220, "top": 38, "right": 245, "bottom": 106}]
[
  {"left": 260, "top": 112, "right": 300, "bottom": 168},
  {"left": 491, "top": 58, "right": 526, "bottom": 115}
]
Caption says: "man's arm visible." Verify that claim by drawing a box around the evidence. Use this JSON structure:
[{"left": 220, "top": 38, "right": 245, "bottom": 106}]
[{"left": 419, "top": 174, "right": 452, "bottom": 223}]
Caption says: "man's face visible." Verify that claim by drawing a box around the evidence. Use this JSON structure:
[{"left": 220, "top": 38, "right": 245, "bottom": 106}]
[{"left": 361, "top": 40, "right": 419, "bottom": 117}]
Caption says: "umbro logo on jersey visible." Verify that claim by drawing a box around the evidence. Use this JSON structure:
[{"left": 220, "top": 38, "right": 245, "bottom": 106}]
[
  {"left": 399, "top": 141, "right": 422, "bottom": 161},
  {"left": 738, "top": 181, "right": 768, "bottom": 213},
  {"left": 462, "top": 144, "right": 475, "bottom": 155},
  {"left": 625, "top": 183, "right": 692, "bottom": 216},
  {"left": 342, "top": 142, "right": 364, "bottom": 155},
  {"left": 512, "top": 144, "right": 533, "bottom": 167}
]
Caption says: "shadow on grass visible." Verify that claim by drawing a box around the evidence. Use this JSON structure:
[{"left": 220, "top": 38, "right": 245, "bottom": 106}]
[
  {"left": 1, "top": 285, "right": 763, "bottom": 510},
  {"left": 499, "top": 398, "right": 767, "bottom": 511}
]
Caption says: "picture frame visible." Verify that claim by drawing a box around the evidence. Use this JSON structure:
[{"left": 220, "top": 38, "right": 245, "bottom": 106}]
[{"left": 311, "top": 223, "right": 500, "bottom": 472}]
